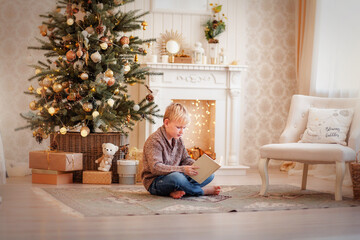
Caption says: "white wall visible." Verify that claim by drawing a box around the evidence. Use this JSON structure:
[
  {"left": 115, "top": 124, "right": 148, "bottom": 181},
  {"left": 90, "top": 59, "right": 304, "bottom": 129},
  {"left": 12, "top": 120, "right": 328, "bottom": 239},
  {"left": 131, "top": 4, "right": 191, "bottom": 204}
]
[{"left": 0, "top": 0, "right": 296, "bottom": 168}]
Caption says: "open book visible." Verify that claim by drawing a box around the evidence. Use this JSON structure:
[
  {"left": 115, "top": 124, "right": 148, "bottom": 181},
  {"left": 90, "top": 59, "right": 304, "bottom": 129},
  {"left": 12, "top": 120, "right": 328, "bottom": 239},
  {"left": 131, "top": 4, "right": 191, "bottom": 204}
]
[{"left": 190, "top": 154, "right": 221, "bottom": 184}]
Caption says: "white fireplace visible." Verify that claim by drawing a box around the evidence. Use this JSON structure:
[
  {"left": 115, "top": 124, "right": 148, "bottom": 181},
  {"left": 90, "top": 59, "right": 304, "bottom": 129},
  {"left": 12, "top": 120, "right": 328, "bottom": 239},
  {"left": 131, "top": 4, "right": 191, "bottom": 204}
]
[{"left": 139, "top": 63, "right": 249, "bottom": 175}]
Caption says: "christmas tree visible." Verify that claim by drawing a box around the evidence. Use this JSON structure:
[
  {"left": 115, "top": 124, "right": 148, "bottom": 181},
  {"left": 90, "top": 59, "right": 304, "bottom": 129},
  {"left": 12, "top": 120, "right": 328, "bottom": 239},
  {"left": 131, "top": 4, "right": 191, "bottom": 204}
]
[{"left": 19, "top": 0, "right": 161, "bottom": 143}]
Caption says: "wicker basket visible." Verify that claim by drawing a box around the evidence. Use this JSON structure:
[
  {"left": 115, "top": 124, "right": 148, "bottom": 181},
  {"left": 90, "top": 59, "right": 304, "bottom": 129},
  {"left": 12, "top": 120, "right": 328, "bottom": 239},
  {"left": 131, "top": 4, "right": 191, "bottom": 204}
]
[
  {"left": 350, "top": 151, "right": 360, "bottom": 200},
  {"left": 50, "top": 132, "right": 128, "bottom": 183}
]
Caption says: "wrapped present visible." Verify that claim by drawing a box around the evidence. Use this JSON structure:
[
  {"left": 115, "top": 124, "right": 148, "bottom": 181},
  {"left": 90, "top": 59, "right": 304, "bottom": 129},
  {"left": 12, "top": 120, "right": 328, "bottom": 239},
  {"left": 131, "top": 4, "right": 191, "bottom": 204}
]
[
  {"left": 127, "top": 147, "right": 143, "bottom": 183},
  {"left": 29, "top": 151, "right": 83, "bottom": 171},
  {"left": 174, "top": 56, "right": 192, "bottom": 64},
  {"left": 32, "top": 169, "right": 68, "bottom": 175},
  {"left": 32, "top": 172, "right": 73, "bottom": 185},
  {"left": 82, "top": 171, "right": 112, "bottom": 185}
]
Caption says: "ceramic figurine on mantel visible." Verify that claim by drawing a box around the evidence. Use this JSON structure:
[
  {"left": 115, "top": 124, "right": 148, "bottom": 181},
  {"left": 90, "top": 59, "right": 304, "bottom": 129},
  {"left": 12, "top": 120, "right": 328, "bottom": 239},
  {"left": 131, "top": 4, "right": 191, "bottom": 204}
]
[
  {"left": 193, "top": 42, "right": 204, "bottom": 64},
  {"left": 204, "top": 3, "right": 226, "bottom": 64}
]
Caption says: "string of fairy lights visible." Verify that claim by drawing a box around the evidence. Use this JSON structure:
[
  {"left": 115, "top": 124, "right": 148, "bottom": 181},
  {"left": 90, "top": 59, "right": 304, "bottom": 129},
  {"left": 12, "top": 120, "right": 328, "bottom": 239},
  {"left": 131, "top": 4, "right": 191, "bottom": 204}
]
[{"left": 172, "top": 99, "right": 216, "bottom": 153}]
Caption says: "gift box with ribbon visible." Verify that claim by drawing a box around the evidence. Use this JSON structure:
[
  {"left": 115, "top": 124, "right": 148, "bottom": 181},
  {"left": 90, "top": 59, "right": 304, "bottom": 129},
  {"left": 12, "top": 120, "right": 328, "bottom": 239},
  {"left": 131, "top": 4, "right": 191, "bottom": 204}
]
[
  {"left": 29, "top": 151, "right": 83, "bottom": 171},
  {"left": 82, "top": 170, "right": 112, "bottom": 185}
]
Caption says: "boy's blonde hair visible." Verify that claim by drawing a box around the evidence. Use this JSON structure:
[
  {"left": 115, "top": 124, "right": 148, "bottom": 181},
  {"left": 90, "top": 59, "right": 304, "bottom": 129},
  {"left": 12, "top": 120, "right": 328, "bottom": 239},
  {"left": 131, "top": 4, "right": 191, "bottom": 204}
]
[{"left": 163, "top": 102, "right": 190, "bottom": 124}]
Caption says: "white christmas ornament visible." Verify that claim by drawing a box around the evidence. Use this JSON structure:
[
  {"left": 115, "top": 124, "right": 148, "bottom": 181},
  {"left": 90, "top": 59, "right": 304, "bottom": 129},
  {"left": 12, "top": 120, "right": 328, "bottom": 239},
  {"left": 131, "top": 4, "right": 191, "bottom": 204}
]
[
  {"left": 107, "top": 99, "right": 115, "bottom": 107},
  {"left": 92, "top": 110, "right": 99, "bottom": 118},
  {"left": 91, "top": 51, "right": 101, "bottom": 63},
  {"left": 100, "top": 42, "right": 108, "bottom": 50},
  {"left": 80, "top": 72, "right": 89, "bottom": 80},
  {"left": 60, "top": 127, "right": 67, "bottom": 135},
  {"left": 124, "top": 65, "right": 131, "bottom": 73},
  {"left": 67, "top": 18, "right": 74, "bottom": 25},
  {"left": 48, "top": 107, "right": 55, "bottom": 115},
  {"left": 80, "top": 126, "right": 90, "bottom": 137},
  {"left": 133, "top": 105, "right": 140, "bottom": 111}
]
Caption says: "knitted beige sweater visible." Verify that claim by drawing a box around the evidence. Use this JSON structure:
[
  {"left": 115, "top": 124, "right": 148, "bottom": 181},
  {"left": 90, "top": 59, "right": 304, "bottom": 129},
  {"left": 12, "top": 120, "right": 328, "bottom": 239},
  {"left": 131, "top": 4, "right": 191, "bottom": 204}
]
[{"left": 141, "top": 125, "right": 194, "bottom": 190}]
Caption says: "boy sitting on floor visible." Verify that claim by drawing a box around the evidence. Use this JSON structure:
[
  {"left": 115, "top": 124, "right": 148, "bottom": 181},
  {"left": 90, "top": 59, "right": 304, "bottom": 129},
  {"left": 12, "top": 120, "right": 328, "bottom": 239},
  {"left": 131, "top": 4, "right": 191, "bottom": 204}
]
[{"left": 141, "top": 102, "right": 221, "bottom": 199}]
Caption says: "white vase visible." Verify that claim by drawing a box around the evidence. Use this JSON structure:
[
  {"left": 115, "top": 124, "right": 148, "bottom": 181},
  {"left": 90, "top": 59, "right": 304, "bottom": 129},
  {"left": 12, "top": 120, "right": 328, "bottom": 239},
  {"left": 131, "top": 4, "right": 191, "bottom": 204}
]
[{"left": 208, "top": 42, "right": 219, "bottom": 64}]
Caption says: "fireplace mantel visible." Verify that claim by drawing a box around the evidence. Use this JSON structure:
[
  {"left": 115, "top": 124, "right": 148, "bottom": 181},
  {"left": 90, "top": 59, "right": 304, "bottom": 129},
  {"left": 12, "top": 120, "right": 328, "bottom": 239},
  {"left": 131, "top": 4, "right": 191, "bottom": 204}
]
[{"left": 140, "top": 63, "right": 249, "bottom": 175}]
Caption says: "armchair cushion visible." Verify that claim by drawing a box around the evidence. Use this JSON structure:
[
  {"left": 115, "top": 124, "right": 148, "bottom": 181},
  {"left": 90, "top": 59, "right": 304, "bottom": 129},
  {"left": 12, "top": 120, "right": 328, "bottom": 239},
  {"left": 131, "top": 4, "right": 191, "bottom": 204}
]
[
  {"left": 260, "top": 143, "right": 356, "bottom": 163},
  {"left": 299, "top": 108, "right": 354, "bottom": 145}
]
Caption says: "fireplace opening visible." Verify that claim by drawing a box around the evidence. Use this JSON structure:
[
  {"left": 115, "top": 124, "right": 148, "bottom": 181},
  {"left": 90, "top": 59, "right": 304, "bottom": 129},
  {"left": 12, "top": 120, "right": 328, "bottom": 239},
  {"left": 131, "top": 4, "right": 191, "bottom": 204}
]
[{"left": 172, "top": 99, "right": 216, "bottom": 160}]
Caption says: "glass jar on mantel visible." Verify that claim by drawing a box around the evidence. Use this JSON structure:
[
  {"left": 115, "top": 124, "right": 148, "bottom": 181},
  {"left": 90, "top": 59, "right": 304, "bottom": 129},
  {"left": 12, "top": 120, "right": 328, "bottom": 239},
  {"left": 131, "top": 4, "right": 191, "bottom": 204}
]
[{"left": 208, "top": 40, "right": 219, "bottom": 64}]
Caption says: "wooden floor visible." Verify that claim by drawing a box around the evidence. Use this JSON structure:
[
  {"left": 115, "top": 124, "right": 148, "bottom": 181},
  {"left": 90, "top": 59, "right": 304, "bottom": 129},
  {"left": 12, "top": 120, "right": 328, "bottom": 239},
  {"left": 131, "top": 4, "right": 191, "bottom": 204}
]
[{"left": 1, "top": 168, "right": 360, "bottom": 240}]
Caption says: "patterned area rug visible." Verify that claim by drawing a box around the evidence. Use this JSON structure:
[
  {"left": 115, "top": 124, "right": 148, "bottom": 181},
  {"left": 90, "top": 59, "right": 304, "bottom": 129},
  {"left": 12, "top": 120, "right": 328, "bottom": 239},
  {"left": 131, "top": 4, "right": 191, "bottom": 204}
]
[{"left": 35, "top": 185, "right": 360, "bottom": 217}]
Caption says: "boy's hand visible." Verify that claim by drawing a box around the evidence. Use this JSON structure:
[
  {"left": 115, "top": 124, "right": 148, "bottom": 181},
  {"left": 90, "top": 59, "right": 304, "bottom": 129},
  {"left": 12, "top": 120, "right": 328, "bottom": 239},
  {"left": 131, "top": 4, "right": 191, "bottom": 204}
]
[{"left": 184, "top": 165, "right": 199, "bottom": 176}]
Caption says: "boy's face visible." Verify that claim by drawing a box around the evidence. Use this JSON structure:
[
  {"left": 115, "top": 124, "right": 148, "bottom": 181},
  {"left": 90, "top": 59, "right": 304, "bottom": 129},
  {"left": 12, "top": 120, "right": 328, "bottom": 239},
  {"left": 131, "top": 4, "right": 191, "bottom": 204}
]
[{"left": 164, "top": 119, "right": 187, "bottom": 140}]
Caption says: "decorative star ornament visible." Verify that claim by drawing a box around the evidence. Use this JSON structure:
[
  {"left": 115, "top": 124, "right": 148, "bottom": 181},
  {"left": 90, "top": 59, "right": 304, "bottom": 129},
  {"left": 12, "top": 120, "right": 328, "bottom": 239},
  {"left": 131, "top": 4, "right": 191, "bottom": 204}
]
[{"left": 74, "top": 10, "right": 86, "bottom": 22}]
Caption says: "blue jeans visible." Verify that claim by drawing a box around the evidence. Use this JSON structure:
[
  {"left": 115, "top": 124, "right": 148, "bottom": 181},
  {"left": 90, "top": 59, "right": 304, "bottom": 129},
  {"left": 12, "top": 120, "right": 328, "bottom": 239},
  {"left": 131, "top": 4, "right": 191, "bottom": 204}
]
[{"left": 148, "top": 172, "right": 215, "bottom": 196}]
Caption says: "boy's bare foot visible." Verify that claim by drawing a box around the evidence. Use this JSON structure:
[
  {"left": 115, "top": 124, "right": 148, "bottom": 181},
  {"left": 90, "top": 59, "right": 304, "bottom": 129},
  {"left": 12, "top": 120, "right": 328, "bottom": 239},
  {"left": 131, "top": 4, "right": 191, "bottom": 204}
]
[
  {"left": 202, "top": 186, "right": 221, "bottom": 195},
  {"left": 170, "top": 190, "right": 186, "bottom": 199}
]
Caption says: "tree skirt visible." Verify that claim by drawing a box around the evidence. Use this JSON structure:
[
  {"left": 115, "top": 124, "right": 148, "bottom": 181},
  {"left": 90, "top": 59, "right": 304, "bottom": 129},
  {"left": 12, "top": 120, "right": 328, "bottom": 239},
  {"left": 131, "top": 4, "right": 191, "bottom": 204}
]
[{"left": 33, "top": 185, "right": 360, "bottom": 217}]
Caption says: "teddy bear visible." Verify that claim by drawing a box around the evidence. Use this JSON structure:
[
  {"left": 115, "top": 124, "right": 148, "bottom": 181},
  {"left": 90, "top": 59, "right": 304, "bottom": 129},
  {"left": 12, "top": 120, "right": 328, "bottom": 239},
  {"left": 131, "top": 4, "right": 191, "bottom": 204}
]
[{"left": 95, "top": 143, "right": 119, "bottom": 172}]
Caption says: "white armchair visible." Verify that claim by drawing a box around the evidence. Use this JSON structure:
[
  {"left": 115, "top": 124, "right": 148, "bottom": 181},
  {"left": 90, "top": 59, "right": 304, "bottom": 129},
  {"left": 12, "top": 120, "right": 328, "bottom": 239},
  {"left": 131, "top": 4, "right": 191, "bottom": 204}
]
[{"left": 259, "top": 95, "right": 360, "bottom": 201}]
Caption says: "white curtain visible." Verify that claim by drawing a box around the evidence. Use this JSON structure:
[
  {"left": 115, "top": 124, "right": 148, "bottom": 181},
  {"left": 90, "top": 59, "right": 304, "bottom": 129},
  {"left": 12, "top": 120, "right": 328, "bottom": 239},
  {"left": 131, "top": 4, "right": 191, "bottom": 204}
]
[
  {"left": 310, "top": 0, "right": 360, "bottom": 97},
  {"left": 298, "top": 0, "right": 360, "bottom": 185}
]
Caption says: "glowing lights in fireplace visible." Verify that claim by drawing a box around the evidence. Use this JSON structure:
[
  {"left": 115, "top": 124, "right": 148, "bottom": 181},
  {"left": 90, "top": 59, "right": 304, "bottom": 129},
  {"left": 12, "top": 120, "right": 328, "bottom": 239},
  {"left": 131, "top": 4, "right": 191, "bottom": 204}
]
[{"left": 172, "top": 99, "right": 215, "bottom": 153}]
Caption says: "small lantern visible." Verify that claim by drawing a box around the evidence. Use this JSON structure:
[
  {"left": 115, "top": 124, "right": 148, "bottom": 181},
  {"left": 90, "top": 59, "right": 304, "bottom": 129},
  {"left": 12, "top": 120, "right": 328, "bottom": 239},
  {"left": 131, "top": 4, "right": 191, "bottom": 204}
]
[{"left": 193, "top": 42, "right": 204, "bottom": 64}]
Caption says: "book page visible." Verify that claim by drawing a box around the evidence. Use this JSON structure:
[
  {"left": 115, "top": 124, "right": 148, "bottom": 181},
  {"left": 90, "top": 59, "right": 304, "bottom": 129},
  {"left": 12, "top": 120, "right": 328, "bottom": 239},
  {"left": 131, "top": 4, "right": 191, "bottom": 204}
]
[{"left": 190, "top": 154, "right": 220, "bottom": 184}]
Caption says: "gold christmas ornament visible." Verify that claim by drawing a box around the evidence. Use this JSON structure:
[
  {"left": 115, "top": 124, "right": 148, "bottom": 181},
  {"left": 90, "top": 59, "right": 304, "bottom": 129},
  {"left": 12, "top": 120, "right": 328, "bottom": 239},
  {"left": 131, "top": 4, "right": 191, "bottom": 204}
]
[
  {"left": 48, "top": 107, "right": 56, "bottom": 115},
  {"left": 35, "top": 68, "right": 42, "bottom": 75},
  {"left": 80, "top": 126, "right": 90, "bottom": 137},
  {"left": 52, "top": 83, "right": 63, "bottom": 93},
  {"left": 141, "top": 21, "right": 148, "bottom": 30},
  {"left": 29, "top": 101, "right": 37, "bottom": 110},
  {"left": 60, "top": 127, "right": 67, "bottom": 135},
  {"left": 82, "top": 102, "right": 93, "bottom": 112},
  {"left": 114, "top": 88, "right": 120, "bottom": 95},
  {"left": 91, "top": 87, "right": 96, "bottom": 92},
  {"left": 42, "top": 77, "right": 52, "bottom": 88},
  {"left": 80, "top": 72, "right": 89, "bottom": 80},
  {"left": 134, "top": 54, "right": 138, "bottom": 62},
  {"left": 39, "top": 24, "right": 47, "bottom": 36},
  {"left": 36, "top": 87, "right": 43, "bottom": 95},
  {"left": 105, "top": 69, "right": 113, "bottom": 78},
  {"left": 28, "top": 85, "right": 34, "bottom": 92},
  {"left": 92, "top": 110, "right": 99, "bottom": 118}
]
